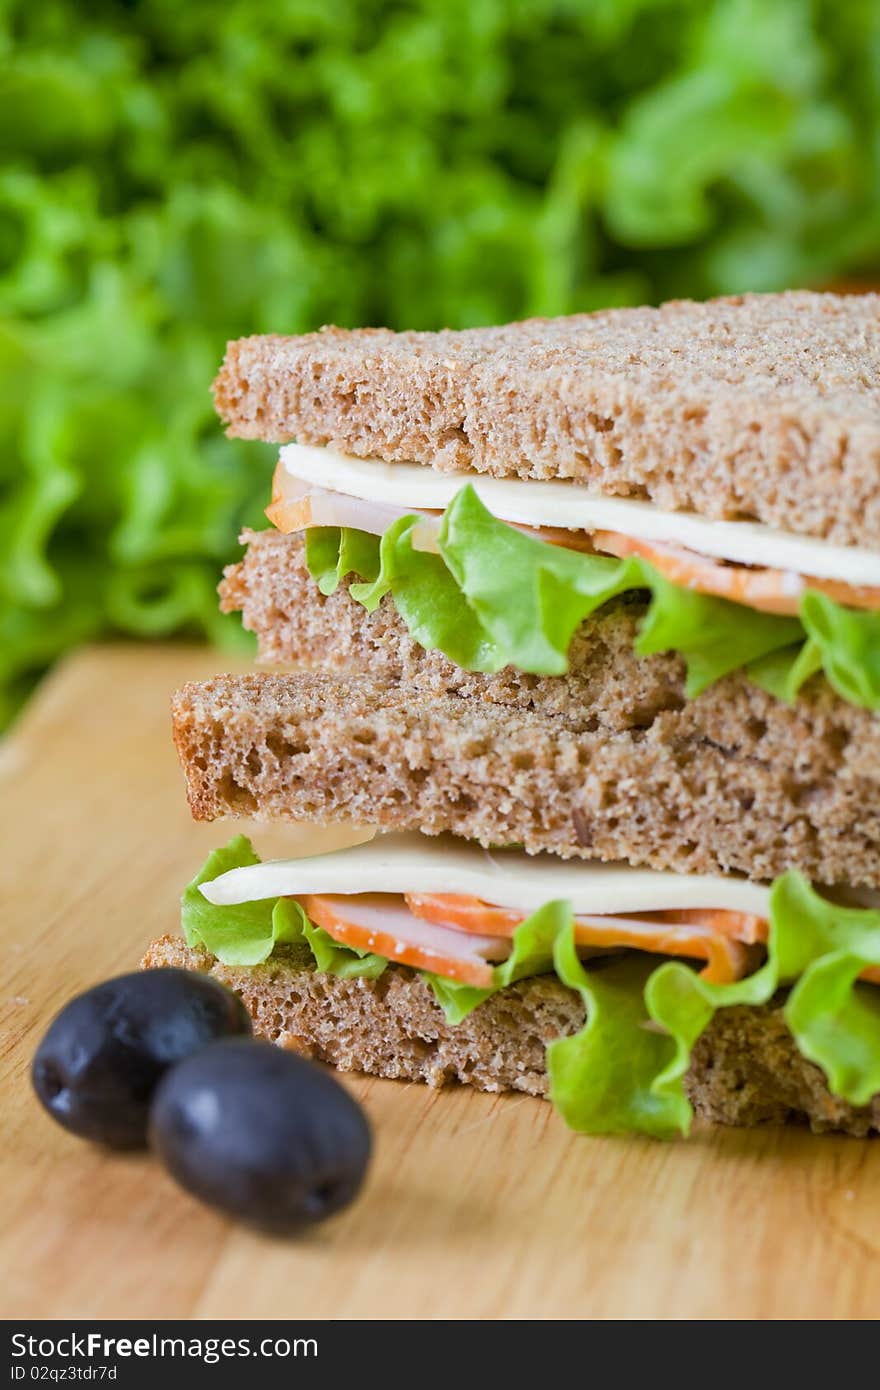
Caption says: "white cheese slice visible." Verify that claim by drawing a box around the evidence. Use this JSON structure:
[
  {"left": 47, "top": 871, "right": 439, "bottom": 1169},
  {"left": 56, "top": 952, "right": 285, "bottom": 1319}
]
[
  {"left": 278, "top": 443, "right": 880, "bottom": 586},
  {"left": 199, "top": 831, "right": 771, "bottom": 918}
]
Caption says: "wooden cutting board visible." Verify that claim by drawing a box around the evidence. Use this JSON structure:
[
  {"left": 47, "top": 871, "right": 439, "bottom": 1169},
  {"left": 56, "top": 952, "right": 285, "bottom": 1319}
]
[{"left": 2, "top": 644, "right": 880, "bottom": 1321}]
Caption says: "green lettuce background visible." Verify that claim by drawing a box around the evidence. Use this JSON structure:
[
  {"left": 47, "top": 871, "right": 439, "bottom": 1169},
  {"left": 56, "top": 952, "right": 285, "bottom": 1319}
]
[{"left": 4, "top": 0, "right": 880, "bottom": 726}]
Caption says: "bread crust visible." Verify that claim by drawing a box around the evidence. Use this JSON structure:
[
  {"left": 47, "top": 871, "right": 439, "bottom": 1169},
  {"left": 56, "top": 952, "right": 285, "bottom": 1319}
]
[
  {"left": 170, "top": 668, "right": 880, "bottom": 888},
  {"left": 142, "top": 934, "right": 880, "bottom": 1135},
  {"left": 212, "top": 291, "right": 880, "bottom": 546}
]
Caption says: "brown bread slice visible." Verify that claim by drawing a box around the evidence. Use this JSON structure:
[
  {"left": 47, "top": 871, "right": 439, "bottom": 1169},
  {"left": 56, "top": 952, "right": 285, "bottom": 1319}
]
[
  {"left": 171, "top": 671, "right": 880, "bottom": 888},
  {"left": 142, "top": 934, "right": 880, "bottom": 1136},
  {"left": 212, "top": 291, "right": 880, "bottom": 546}
]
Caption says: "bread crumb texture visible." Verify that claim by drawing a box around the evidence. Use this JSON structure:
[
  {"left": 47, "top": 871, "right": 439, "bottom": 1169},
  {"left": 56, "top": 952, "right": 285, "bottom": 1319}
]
[
  {"left": 171, "top": 654, "right": 880, "bottom": 888},
  {"left": 143, "top": 935, "right": 880, "bottom": 1134},
  {"left": 213, "top": 291, "right": 880, "bottom": 545}
]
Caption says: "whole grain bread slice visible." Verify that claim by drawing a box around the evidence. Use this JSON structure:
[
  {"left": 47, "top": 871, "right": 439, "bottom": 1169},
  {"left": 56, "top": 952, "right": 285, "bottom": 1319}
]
[
  {"left": 213, "top": 291, "right": 880, "bottom": 546},
  {"left": 171, "top": 670, "right": 880, "bottom": 888},
  {"left": 142, "top": 934, "right": 880, "bottom": 1136}
]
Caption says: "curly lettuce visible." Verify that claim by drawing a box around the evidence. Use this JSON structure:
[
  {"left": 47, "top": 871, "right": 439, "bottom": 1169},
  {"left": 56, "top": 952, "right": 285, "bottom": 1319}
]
[
  {"left": 184, "top": 838, "right": 880, "bottom": 1137},
  {"left": 305, "top": 486, "right": 880, "bottom": 707},
  {"left": 182, "top": 837, "right": 387, "bottom": 976},
  {"left": 7, "top": 2, "right": 880, "bottom": 727}
]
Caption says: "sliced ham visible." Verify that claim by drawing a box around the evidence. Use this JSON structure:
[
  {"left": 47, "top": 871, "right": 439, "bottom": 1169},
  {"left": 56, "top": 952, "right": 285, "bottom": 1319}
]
[
  {"left": 265, "top": 475, "right": 425, "bottom": 540},
  {"left": 300, "top": 893, "right": 508, "bottom": 988},
  {"left": 300, "top": 891, "right": 769, "bottom": 986},
  {"left": 292, "top": 888, "right": 880, "bottom": 989},
  {"left": 592, "top": 531, "right": 880, "bottom": 616},
  {"left": 405, "top": 893, "right": 763, "bottom": 984}
]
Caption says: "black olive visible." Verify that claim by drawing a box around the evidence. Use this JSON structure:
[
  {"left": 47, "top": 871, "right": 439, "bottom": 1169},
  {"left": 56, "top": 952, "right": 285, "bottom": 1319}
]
[
  {"left": 32, "top": 969, "right": 251, "bottom": 1149},
  {"left": 149, "top": 1038, "right": 371, "bottom": 1233}
]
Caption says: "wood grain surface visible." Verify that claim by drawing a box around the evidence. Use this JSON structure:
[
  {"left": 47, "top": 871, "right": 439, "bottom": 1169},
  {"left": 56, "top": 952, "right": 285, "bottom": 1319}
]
[{"left": 2, "top": 645, "right": 880, "bottom": 1321}]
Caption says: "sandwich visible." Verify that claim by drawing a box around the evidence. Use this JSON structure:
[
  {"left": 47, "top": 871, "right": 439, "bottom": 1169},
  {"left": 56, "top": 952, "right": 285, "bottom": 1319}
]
[{"left": 145, "top": 291, "right": 880, "bottom": 1138}]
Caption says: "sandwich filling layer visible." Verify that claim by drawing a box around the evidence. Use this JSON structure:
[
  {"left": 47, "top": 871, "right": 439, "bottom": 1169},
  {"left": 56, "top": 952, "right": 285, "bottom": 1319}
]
[
  {"left": 266, "top": 446, "right": 880, "bottom": 710},
  {"left": 183, "top": 833, "right": 880, "bottom": 1139},
  {"left": 277, "top": 444, "right": 880, "bottom": 587}
]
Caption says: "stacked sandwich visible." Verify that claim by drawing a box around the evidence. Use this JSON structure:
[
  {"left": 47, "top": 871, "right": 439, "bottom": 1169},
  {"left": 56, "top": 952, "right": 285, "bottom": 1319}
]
[{"left": 145, "top": 292, "right": 880, "bottom": 1138}]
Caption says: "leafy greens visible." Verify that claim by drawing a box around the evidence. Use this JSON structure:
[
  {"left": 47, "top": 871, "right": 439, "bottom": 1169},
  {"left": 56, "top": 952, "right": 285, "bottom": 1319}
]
[
  {"left": 184, "top": 837, "right": 880, "bottom": 1137},
  {"left": 7, "top": 1, "right": 880, "bottom": 726},
  {"left": 305, "top": 486, "right": 880, "bottom": 708}
]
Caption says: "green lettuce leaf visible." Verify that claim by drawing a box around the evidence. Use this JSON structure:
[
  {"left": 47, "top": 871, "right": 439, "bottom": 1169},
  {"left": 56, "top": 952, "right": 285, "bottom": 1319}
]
[
  {"left": 747, "top": 639, "right": 824, "bottom": 702},
  {"left": 425, "top": 894, "right": 768, "bottom": 1138},
  {"left": 307, "top": 487, "right": 806, "bottom": 698},
  {"left": 426, "top": 976, "right": 495, "bottom": 1026},
  {"left": 643, "top": 871, "right": 880, "bottom": 1127},
  {"left": 744, "top": 598, "right": 880, "bottom": 711},
  {"left": 775, "top": 873, "right": 880, "bottom": 1106},
  {"left": 305, "top": 526, "right": 380, "bottom": 597},
  {"left": 181, "top": 836, "right": 300, "bottom": 967},
  {"left": 438, "top": 489, "right": 629, "bottom": 674},
  {"left": 642, "top": 949, "right": 778, "bottom": 1137},
  {"left": 182, "top": 837, "right": 386, "bottom": 976},
  {"left": 185, "top": 842, "right": 880, "bottom": 1134},
  {"left": 632, "top": 564, "right": 802, "bottom": 698},
  {"left": 425, "top": 897, "right": 570, "bottom": 1021},
  {"left": 441, "top": 487, "right": 805, "bottom": 690},
  {"left": 549, "top": 947, "right": 685, "bottom": 1139},
  {"left": 306, "top": 491, "right": 880, "bottom": 710},
  {"left": 272, "top": 898, "right": 387, "bottom": 980},
  {"left": 350, "top": 515, "right": 503, "bottom": 670},
  {"left": 800, "top": 591, "right": 880, "bottom": 709}
]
